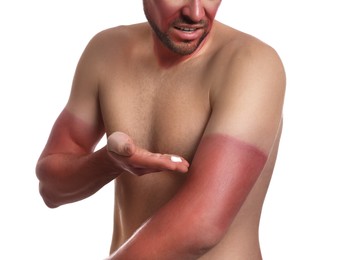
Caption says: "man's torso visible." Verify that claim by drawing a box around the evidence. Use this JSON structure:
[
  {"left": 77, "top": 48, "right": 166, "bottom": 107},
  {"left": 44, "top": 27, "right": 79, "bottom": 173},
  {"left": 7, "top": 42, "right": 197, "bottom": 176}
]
[{"left": 95, "top": 22, "right": 280, "bottom": 259}]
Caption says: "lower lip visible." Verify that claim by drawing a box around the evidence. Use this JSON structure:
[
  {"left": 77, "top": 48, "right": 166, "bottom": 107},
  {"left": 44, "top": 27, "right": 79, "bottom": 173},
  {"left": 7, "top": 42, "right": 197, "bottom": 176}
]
[{"left": 172, "top": 27, "right": 204, "bottom": 41}]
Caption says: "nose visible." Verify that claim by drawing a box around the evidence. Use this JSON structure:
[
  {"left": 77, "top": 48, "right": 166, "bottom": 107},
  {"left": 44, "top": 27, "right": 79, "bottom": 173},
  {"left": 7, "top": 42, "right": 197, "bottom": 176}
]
[{"left": 182, "top": 0, "right": 205, "bottom": 22}]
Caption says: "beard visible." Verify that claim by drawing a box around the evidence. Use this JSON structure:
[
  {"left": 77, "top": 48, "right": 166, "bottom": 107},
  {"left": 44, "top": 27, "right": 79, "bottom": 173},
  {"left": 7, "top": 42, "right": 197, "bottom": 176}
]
[{"left": 144, "top": 6, "right": 209, "bottom": 56}]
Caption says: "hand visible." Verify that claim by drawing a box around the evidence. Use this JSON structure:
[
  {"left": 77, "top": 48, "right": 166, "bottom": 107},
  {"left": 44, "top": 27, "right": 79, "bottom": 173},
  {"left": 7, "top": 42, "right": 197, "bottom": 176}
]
[{"left": 107, "top": 132, "right": 190, "bottom": 176}]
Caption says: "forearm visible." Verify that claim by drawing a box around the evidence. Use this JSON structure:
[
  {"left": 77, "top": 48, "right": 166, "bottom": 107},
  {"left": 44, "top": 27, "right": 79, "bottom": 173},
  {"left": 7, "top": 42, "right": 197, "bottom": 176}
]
[
  {"left": 108, "top": 209, "right": 209, "bottom": 260},
  {"left": 36, "top": 146, "right": 120, "bottom": 208},
  {"left": 108, "top": 179, "right": 223, "bottom": 260}
]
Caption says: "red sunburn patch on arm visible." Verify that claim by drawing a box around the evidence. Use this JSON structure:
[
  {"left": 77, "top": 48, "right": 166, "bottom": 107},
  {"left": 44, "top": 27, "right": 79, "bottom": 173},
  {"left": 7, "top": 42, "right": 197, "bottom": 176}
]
[
  {"left": 190, "top": 133, "right": 268, "bottom": 185},
  {"left": 190, "top": 134, "right": 268, "bottom": 210},
  {"left": 183, "top": 133, "right": 268, "bottom": 231},
  {"left": 41, "top": 108, "right": 104, "bottom": 157}
]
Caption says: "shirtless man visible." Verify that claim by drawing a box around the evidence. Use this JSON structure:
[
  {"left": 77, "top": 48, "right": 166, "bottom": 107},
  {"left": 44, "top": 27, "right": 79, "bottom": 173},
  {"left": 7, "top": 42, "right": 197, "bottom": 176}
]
[{"left": 36, "top": 0, "right": 286, "bottom": 259}]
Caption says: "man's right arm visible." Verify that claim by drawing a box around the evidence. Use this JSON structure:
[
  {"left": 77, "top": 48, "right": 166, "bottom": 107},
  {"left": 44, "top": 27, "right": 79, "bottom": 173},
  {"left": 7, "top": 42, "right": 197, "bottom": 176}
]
[
  {"left": 36, "top": 31, "right": 114, "bottom": 208},
  {"left": 36, "top": 109, "right": 189, "bottom": 208},
  {"left": 36, "top": 31, "right": 189, "bottom": 208}
]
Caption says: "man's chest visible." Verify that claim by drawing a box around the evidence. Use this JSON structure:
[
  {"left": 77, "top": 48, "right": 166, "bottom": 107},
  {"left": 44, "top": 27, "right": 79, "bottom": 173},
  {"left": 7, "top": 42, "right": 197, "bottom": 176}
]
[{"left": 99, "top": 71, "right": 211, "bottom": 161}]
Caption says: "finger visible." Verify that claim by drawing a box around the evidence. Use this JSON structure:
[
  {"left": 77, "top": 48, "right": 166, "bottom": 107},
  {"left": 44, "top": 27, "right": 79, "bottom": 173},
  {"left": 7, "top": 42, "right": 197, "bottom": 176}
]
[
  {"left": 131, "top": 153, "right": 189, "bottom": 173},
  {"left": 169, "top": 155, "right": 190, "bottom": 168},
  {"left": 173, "top": 163, "right": 189, "bottom": 173},
  {"left": 165, "top": 155, "right": 190, "bottom": 173},
  {"left": 128, "top": 165, "right": 188, "bottom": 176},
  {"left": 107, "top": 131, "right": 136, "bottom": 156}
]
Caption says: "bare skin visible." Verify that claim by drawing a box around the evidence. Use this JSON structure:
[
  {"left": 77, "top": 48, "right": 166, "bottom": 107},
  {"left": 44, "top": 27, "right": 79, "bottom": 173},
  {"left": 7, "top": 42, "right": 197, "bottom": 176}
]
[{"left": 36, "top": 1, "right": 285, "bottom": 259}]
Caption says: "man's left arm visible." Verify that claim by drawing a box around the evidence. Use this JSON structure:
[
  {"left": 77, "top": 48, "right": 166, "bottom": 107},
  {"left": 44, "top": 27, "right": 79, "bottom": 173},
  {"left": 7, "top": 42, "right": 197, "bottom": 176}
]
[{"left": 107, "top": 43, "right": 286, "bottom": 259}]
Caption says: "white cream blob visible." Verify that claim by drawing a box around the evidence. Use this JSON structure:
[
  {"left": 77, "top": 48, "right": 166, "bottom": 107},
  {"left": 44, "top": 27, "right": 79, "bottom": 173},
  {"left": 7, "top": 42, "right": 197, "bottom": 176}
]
[{"left": 170, "top": 156, "right": 183, "bottom": 163}]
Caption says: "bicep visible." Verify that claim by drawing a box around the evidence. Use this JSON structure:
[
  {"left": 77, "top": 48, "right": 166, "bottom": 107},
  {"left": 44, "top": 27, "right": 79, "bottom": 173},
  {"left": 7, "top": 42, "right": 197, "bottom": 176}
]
[
  {"left": 41, "top": 36, "right": 105, "bottom": 157},
  {"left": 207, "top": 43, "right": 286, "bottom": 154},
  {"left": 40, "top": 108, "right": 104, "bottom": 157},
  {"left": 180, "top": 133, "right": 268, "bottom": 233}
]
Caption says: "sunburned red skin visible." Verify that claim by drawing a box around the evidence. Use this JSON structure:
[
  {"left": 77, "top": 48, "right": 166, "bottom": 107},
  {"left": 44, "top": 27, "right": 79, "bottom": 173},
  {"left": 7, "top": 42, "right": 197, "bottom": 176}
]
[
  {"left": 36, "top": 109, "right": 189, "bottom": 207},
  {"left": 184, "top": 134, "right": 268, "bottom": 232},
  {"left": 36, "top": 109, "right": 111, "bottom": 207},
  {"left": 39, "top": 109, "right": 104, "bottom": 156},
  {"left": 108, "top": 133, "right": 268, "bottom": 259}
]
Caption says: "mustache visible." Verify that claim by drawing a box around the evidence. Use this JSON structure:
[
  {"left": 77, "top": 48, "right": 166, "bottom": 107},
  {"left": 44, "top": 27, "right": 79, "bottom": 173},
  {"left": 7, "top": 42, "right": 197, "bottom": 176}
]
[{"left": 172, "top": 18, "right": 208, "bottom": 27}]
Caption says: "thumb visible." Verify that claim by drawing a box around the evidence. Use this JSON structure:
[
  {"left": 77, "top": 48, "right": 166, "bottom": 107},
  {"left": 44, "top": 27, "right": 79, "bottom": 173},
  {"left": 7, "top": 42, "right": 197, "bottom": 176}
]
[{"left": 107, "top": 131, "right": 136, "bottom": 156}]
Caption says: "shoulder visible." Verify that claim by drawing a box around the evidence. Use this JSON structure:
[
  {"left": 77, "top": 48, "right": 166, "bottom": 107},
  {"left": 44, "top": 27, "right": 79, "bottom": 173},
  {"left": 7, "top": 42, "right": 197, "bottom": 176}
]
[
  {"left": 206, "top": 22, "right": 286, "bottom": 152},
  {"left": 81, "top": 23, "right": 149, "bottom": 62},
  {"left": 210, "top": 21, "right": 286, "bottom": 99},
  {"left": 213, "top": 22, "right": 284, "bottom": 71},
  {"left": 89, "top": 23, "right": 148, "bottom": 52}
]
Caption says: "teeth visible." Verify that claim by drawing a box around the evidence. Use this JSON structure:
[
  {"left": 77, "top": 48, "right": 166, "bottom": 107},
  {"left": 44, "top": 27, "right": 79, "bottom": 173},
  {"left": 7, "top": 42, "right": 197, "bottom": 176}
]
[{"left": 177, "top": 27, "right": 196, "bottom": 32}]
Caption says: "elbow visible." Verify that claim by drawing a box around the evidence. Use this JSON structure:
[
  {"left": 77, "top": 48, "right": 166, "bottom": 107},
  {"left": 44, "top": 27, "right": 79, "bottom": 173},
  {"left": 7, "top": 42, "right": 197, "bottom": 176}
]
[
  {"left": 36, "top": 160, "right": 63, "bottom": 208},
  {"left": 185, "top": 216, "right": 227, "bottom": 257},
  {"left": 38, "top": 182, "right": 61, "bottom": 208}
]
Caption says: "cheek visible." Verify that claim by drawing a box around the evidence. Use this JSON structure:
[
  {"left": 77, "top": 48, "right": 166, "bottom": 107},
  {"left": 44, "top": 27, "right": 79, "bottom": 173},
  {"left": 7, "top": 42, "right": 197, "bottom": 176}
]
[
  {"left": 205, "top": 1, "right": 222, "bottom": 20},
  {"left": 156, "top": 4, "right": 181, "bottom": 30}
]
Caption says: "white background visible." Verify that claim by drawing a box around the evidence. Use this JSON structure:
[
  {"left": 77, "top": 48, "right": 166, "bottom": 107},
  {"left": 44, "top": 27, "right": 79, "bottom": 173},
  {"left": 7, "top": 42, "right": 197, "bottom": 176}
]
[{"left": 1, "top": 1, "right": 337, "bottom": 259}]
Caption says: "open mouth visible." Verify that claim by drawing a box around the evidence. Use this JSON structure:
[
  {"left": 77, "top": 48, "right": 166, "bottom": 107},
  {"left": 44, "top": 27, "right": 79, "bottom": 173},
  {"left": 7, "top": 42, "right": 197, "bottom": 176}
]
[{"left": 174, "top": 26, "right": 198, "bottom": 32}]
